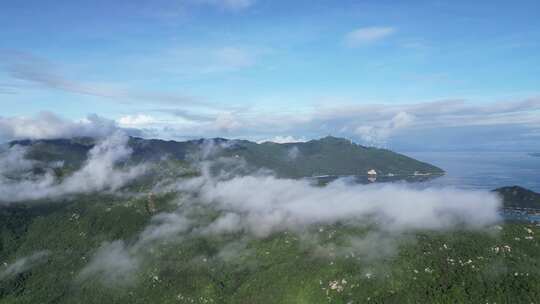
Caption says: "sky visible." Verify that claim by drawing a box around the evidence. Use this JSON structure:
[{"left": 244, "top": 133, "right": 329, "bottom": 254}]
[{"left": 0, "top": 0, "right": 539, "bottom": 151}]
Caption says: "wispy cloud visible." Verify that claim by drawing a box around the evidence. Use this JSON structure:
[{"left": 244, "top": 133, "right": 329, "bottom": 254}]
[
  {"left": 117, "top": 114, "right": 157, "bottom": 128},
  {"left": 0, "top": 251, "right": 50, "bottom": 280},
  {"left": 214, "top": 47, "right": 256, "bottom": 70},
  {"left": 258, "top": 135, "right": 308, "bottom": 144},
  {"left": 0, "top": 50, "right": 202, "bottom": 106},
  {"left": 345, "top": 26, "right": 396, "bottom": 47},
  {"left": 151, "top": 45, "right": 260, "bottom": 76},
  {"left": 195, "top": 0, "right": 255, "bottom": 11},
  {"left": 0, "top": 132, "right": 148, "bottom": 203}
]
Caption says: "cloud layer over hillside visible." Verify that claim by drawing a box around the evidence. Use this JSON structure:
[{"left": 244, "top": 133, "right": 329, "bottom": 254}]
[
  {"left": 80, "top": 151, "right": 502, "bottom": 284},
  {"left": 0, "top": 132, "right": 147, "bottom": 203}
]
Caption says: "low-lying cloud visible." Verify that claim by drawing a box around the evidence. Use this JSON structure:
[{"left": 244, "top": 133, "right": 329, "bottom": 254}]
[
  {"left": 0, "top": 132, "right": 147, "bottom": 203},
  {"left": 0, "top": 144, "right": 36, "bottom": 175},
  {"left": 0, "top": 251, "right": 50, "bottom": 280},
  {"left": 78, "top": 241, "right": 139, "bottom": 285},
  {"left": 179, "top": 174, "right": 501, "bottom": 237},
  {"left": 82, "top": 147, "right": 502, "bottom": 285}
]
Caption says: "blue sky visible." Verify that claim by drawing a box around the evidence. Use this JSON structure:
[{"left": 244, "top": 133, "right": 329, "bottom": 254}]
[{"left": 1, "top": 0, "right": 539, "bottom": 150}]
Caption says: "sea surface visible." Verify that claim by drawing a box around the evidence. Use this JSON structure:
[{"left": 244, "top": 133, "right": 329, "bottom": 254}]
[{"left": 404, "top": 151, "right": 540, "bottom": 192}]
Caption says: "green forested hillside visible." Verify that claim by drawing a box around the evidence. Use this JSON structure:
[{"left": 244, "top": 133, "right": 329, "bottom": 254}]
[
  {"left": 11, "top": 136, "right": 443, "bottom": 179},
  {"left": 225, "top": 136, "right": 443, "bottom": 177},
  {"left": 1, "top": 190, "right": 539, "bottom": 304},
  {"left": 495, "top": 186, "right": 540, "bottom": 209},
  {"left": 6, "top": 136, "right": 538, "bottom": 304}
]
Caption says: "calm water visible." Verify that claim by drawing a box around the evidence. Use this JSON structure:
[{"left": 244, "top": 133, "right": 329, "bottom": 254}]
[{"left": 404, "top": 152, "right": 540, "bottom": 192}]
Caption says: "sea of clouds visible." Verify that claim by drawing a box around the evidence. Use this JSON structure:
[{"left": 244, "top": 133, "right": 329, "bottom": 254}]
[
  {"left": 78, "top": 142, "right": 502, "bottom": 285},
  {"left": 0, "top": 135, "right": 503, "bottom": 285}
]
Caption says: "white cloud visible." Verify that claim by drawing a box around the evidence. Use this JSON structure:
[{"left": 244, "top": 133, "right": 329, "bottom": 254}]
[
  {"left": 345, "top": 26, "right": 396, "bottom": 47},
  {"left": 138, "top": 97, "right": 540, "bottom": 149},
  {"left": 213, "top": 112, "right": 243, "bottom": 132},
  {"left": 61, "top": 132, "right": 147, "bottom": 193},
  {"left": 214, "top": 47, "right": 255, "bottom": 70},
  {"left": 135, "top": 213, "right": 192, "bottom": 248},
  {"left": 355, "top": 111, "right": 415, "bottom": 146},
  {"left": 0, "top": 112, "right": 121, "bottom": 141},
  {"left": 133, "top": 45, "right": 259, "bottom": 77},
  {"left": 0, "top": 251, "right": 50, "bottom": 280},
  {"left": 196, "top": 0, "right": 255, "bottom": 11},
  {"left": 0, "top": 50, "right": 200, "bottom": 106},
  {"left": 2, "top": 97, "right": 540, "bottom": 150},
  {"left": 0, "top": 144, "right": 36, "bottom": 175},
  {"left": 117, "top": 114, "right": 157, "bottom": 128},
  {"left": 0, "top": 132, "right": 147, "bottom": 203},
  {"left": 82, "top": 154, "right": 502, "bottom": 284},
  {"left": 287, "top": 146, "right": 300, "bottom": 160},
  {"left": 181, "top": 174, "right": 501, "bottom": 237},
  {"left": 258, "top": 136, "right": 308, "bottom": 144},
  {"left": 78, "top": 241, "right": 139, "bottom": 285},
  {"left": 80, "top": 212, "right": 192, "bottom": 286}
]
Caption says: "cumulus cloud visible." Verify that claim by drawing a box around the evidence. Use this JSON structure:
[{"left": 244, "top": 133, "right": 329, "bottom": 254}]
[
  {"left": 214, "top": 112, "right": 243, "bottom": 132},
  {"left": 0, "top": 132, "right": 147, "bottom": 203},
  {"left": 355, "top": 111, "right": 415, "bottom": 146},
  {"left": 117, "top": 114, "right": 157, "bottom": 128},
  {"left": 345, "top": 26, "right": 396, "bottom": 46},
  {"left": 0, "top": 251, "right": 50, "bottom": 280},
  {"left": 0, "top": 112, "right": 122, "bottom": 141},
  {"left": 4, "top": 97, "right": 539, "bottom": 150},
  {"left": 132, "top": 98, "right": 540, "bottom": 149}
]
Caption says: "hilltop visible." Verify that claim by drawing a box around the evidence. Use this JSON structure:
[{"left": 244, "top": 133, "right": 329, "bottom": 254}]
[
  {"left": 9, "top": 135, "right": 444, "bottom": 179},
  {"left": 494, "top": 186, "right": 540, "bottom": 209}
]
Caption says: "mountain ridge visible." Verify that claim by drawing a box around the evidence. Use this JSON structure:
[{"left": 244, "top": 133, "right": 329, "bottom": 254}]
[{"left": 9, "top": 135, "right": 445, "bottom": 179}]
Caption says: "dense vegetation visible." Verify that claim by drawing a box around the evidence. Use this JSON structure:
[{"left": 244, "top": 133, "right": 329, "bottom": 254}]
[
  {"left": 3, "top": 138, "right": 538, "bottom": 303},
  {"left": 1, "top": 189, "right": 539, "bottom": 304},
  {"left": 495, "top": 186, "right": 540, "bottom": 209}
]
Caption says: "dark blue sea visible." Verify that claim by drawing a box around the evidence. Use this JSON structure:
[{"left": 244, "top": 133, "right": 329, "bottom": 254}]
[{"left": 404, "top": 152, "right": 540, "bottom": 192}]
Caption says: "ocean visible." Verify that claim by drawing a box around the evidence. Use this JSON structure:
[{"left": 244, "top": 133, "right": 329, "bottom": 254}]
[{"left": 404, "top": 151, "right": 540, "bottom": 192}]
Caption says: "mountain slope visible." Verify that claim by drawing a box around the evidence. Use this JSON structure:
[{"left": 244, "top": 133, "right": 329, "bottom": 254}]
[
  {"left": 494, "top": 186, "right": 540, "bottom": 209},
  {"left": 10, "top": 136, "right": 444, "bottom": 179},
  {"left": 219, "top": 136, "right": 444, "bottom": 178},
  {"left": 0, "top": 190, "right": 539, "bottom": 303}
]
